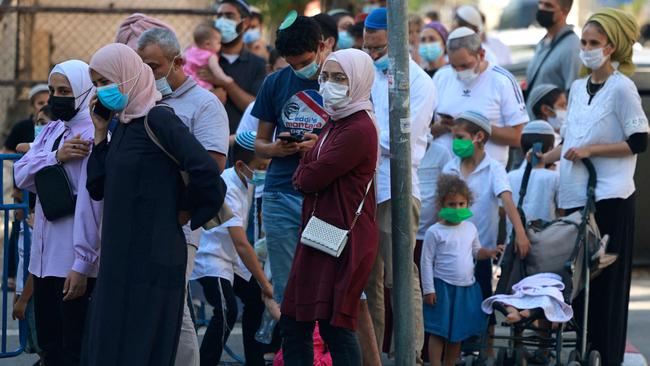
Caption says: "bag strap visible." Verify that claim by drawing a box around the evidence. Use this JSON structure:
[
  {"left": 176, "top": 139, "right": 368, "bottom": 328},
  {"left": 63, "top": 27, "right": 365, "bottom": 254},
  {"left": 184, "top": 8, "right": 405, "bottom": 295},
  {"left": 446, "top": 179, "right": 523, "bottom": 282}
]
[
  {"left": 51, "top": 131, "right": 66, "bottom": 153},
  {"left": 525, "top": 30, "right": 574, "bottom": 99},
  {"left": 310, "top": 127, "right": 374, "bottom": 230},
  {"left": 143, "top": 104, "right": 180, "bottom": 166}
]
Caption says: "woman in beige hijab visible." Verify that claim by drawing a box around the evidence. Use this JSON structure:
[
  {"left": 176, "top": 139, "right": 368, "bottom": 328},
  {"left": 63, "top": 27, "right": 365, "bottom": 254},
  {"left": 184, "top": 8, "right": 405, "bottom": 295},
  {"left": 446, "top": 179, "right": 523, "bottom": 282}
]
[{"left": 80, "top": 43, "right": 226, "bottom": 366}]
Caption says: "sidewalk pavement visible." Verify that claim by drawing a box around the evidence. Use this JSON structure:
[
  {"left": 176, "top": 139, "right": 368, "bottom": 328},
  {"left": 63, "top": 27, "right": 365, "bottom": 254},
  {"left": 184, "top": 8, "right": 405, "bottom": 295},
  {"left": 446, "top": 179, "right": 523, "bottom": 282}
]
[{"left": 1, "top": 272, "right": 649, "bottom": 365}]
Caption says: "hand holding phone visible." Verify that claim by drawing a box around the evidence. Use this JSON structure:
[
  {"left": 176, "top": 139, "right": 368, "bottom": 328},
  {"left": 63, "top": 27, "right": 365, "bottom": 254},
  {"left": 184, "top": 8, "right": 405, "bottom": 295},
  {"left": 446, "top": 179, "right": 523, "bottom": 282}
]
[
  {"left": 277, "top": 134, "right": 304, "bottom": 143},
  {"left": 93, "top": 99, "right": 112, "bottom": 121},
  {"left": 531, "top": 142, "right": 543, "bottom": 166}
]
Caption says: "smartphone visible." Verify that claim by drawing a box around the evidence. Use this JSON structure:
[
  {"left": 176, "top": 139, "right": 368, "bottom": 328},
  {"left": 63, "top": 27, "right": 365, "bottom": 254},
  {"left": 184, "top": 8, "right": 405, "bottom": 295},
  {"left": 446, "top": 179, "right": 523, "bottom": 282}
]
[
  {"left": 93, "top": 99, "right": 112, "bottom": 121},
  {"left": 531, "top": 142, "right": 543, "bottom": 166},
  {"left": 278, "top": 134, "right": 304, "bottom": 143}
]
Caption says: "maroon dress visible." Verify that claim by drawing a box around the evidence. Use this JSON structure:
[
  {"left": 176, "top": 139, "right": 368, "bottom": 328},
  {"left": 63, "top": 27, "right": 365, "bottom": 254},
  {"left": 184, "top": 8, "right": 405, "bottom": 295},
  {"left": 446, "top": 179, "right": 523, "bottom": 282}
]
[{"left": 282, "top": 110, "right": 379, "bottom": 330}]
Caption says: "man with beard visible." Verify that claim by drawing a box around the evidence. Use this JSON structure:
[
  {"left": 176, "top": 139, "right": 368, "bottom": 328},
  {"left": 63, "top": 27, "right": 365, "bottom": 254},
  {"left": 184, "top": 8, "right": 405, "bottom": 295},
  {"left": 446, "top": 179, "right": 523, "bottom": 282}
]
[
  {"left": 201, "top": 0, "right": 267, "bottom": 135},
  {"left": 525, "top": 0, "right": 580, "bottom": 97}
]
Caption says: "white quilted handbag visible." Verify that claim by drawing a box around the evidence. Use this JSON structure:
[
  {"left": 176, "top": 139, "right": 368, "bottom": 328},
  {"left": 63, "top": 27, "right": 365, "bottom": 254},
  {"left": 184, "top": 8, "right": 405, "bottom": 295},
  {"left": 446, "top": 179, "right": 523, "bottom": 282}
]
[{"left": 300, "top": 129, "right": 373, "bottom": 257}]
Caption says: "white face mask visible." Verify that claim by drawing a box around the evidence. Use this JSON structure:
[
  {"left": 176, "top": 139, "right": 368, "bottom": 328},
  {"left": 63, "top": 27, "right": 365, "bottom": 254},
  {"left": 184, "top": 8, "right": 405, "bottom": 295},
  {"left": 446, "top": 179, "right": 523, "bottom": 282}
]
[
  {"left": 455, "top": 67, "right": 479, "bottom": 85},
  {"left": 548, "top": 108, "right": 567, "bottom": 130},
  {"left": 319, "top": 81, "right": 351, "bottom": 111},
  {"left": 580, "top": 48, "right": 608, "bottom": 70}
]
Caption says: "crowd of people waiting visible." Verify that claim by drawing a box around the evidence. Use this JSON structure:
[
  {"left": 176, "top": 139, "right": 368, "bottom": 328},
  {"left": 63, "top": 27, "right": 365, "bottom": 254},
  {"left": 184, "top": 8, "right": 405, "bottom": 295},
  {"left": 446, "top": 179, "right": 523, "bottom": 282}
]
[{"left": 2, "top": 0, "right": 648, "bottom": 365}]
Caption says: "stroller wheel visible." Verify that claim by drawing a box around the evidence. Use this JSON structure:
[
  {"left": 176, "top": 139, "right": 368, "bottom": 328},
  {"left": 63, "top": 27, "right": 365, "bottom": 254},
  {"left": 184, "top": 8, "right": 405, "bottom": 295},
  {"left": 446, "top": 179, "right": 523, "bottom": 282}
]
[{"left": 588, "top": 351, "right": 601, "bottom": 366}]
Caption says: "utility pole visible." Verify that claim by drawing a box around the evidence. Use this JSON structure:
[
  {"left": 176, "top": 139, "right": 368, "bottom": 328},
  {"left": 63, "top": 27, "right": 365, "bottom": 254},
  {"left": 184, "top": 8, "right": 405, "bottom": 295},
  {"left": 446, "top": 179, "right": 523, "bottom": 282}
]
[{"left": 387, "top": 1, "right": 415, "bottom": 365}]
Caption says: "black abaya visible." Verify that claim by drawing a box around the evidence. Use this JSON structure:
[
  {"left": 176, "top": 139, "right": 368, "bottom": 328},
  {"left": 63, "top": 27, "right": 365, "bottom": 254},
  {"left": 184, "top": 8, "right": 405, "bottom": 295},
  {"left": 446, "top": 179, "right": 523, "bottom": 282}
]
[
  {"left": 81, "top": 106, "right": 226, "bottom": 366},
  {"left": 572, "top": 195, "right": 636, "bottom": 366}
]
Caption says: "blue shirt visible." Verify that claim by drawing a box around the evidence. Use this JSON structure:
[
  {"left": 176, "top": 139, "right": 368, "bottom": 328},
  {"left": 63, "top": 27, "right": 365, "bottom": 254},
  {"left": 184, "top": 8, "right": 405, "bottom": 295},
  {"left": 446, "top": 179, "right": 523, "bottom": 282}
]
[{"left": 251, "top": 67, "right": 327, "bottom": 195}]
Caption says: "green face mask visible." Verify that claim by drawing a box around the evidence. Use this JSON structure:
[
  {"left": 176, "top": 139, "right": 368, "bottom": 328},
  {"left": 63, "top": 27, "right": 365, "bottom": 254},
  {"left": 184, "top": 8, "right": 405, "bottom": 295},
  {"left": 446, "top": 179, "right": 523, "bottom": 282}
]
[
  {"left": 439, "top": 207, "right": 473, "bottom": 223},
  {"left": 452, "top": 138, "right": 475, "bottom": 158}
]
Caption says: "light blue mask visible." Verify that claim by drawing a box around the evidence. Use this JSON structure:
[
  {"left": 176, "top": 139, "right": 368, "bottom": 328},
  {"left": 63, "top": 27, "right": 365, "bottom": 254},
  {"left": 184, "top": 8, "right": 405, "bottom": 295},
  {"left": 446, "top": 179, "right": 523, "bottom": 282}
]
[
  {"left": 419, "top": 42, "right": 443, "bottom": 62},
  {"left": 155, "top": 77, "right": 173, "bottom": 97},
  {"left": 215, "top": 18, "right": 240, "bottom": 44},
  {"left": 250, "top": 170, "right": 266, "bottom": 186},
  {"left": 292, "top": 59, "right": 319, "bottom": 80},
  {"left": 338, "top": 31, "right": 354, "bottom": 49},
  {"left": 374, "top": 54, "right": 389, "bottom": 72},
  {"left": 34, "top": 125, "right": 45, "bottom": 138},
  {"left": 96, "top": 84, "right": 129, "bottom": 111},
  {"left": 243, "top": 28, "right": 261, "bottom": 44}
]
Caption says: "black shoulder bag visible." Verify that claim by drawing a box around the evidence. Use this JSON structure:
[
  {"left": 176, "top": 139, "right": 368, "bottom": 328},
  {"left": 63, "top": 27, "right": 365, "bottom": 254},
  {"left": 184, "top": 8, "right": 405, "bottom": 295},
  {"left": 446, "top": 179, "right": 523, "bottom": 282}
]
[
  {"left": 34, "top": 133, "right": 77, "bottom": 221},
  {"left": 524, "top": 30, "right": 574, "bottom": 101}
]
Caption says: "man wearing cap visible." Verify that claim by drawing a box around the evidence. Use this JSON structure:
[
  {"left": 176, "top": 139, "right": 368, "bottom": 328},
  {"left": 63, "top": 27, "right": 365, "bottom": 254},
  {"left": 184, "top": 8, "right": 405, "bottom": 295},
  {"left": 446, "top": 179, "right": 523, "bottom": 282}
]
[
  {"left": 431, "top": 27, "right": 528, "bottom": 168},
  {"left": 525, "top": 0, "right": 580, "bottom": 96},
  {"left": 3, "top": 84, "right": 50, "bottom": 291},
  {"left": 200, "top": 0, "right": 267, "bottom": 136},
  {"left": 253, "top": 11, "right": 329, "bottom": 322},
  {"left": 362, "top": 7, "right": 436, "bottom": 362},
  {"left": 452, "top": 5, "right": 500, "bottom": 66},
  {"left": 136, "top": 27, "right": 230, "bottom": 366}
]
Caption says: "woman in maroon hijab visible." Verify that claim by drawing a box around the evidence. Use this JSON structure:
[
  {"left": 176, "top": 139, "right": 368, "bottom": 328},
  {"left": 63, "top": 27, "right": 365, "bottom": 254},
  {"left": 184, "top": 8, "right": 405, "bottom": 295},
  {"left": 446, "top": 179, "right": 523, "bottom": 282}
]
[{"left": 281, "top": 48, "right": 379, "bottom": 365}]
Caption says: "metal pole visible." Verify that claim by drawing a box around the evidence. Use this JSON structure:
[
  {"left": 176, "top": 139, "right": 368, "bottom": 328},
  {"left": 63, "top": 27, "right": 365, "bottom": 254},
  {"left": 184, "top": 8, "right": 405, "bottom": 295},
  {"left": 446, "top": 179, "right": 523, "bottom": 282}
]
[{"left": 387, "top": 1, "right": 415, "bottom": 365}]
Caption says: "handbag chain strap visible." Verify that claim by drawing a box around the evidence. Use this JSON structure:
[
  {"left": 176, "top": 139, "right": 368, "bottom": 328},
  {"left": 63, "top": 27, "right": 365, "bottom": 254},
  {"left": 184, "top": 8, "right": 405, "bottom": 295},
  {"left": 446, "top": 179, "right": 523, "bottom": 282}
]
[{"left": 309, "top": 128, "right": 374, "bottom": 231}]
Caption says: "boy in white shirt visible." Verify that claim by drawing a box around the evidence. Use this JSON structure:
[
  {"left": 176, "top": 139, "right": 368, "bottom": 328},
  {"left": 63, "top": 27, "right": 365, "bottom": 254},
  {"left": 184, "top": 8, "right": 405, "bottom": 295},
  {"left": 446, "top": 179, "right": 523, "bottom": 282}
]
[
  {"left": 441, "top": 110, "right": 530, "bottom": 299},
  {"left": 506, "top": 120, "right": 561, "bottom": 239},
  {"left": 191, "top": 131, "right": 273, "bottom": 365}
]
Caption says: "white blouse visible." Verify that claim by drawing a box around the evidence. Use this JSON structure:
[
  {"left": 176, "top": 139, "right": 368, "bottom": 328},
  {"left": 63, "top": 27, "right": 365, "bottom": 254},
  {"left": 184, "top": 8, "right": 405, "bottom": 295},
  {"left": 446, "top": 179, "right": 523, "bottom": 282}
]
[{"left": 559, "top": 72, "right": 648, "bottom": 209}]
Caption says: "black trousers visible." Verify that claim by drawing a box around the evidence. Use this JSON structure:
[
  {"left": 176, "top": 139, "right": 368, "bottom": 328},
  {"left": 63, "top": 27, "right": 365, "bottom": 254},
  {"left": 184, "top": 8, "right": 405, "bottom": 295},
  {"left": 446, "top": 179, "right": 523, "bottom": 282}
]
[
  {"left": 280, "top": 315, "right": 361, "bottom": 366},
  {"left": 33, "top": 276, "right": 95, "bottom": 366},
  {"left": 198, "top": 276, "right": 238, "bottom": 366},
  {"left": 571, "top": 196, "right": 636, "bottom": 366},
  {"left": 233, "top": 275, "right": 266, "bottom": 366}
]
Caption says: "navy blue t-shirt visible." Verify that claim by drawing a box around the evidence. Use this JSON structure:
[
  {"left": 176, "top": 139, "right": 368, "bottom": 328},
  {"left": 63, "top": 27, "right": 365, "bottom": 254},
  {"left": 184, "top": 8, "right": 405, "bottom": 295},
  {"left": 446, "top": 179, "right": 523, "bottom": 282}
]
[{"left": 251, "top": 67, "right": 328, "bottom": 195}]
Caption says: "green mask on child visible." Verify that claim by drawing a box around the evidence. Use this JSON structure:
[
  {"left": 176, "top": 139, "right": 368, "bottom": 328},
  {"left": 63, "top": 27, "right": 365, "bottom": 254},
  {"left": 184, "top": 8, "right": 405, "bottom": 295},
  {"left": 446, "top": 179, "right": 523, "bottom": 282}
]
[
  {"left": 439, "top": 207, "right": 473, "bottom": 223},
  {"left": 452, "top": 138, "right": 475, "bottom": 158}
]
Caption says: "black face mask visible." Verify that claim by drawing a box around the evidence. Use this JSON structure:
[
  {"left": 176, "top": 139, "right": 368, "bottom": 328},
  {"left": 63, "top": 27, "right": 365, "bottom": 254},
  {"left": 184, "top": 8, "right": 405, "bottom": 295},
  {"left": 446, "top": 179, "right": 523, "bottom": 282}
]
[
  {"left": 536, "top": 9, "right": 556, "bottom": 28},
  {"left": 48, "top": 95, "right": 79, "bottom": 122}
]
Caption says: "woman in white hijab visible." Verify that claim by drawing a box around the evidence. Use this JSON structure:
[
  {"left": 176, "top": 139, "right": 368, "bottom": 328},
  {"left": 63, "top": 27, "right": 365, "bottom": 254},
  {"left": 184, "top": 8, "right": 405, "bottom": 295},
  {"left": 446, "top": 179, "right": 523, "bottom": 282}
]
[{"left": 14, "top": 59, "right": 102, "bottom": 365}]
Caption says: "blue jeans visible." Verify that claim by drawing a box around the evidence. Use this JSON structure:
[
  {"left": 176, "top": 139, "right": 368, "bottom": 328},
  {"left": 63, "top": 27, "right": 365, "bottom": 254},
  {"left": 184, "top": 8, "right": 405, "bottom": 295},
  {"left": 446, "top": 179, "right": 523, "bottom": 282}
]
[{"left": 262, "top": 191, "right": 303, "bottom": 304}]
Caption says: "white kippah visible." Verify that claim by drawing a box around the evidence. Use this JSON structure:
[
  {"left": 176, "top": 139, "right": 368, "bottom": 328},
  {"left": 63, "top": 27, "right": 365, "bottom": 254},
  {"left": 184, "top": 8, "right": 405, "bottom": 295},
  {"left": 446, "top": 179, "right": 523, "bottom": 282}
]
[
  {"left": 456, "top": 5, "right": 483, "bottom": 32},
  {"left": 523, "top": 120, "right": 555, "bottom": 136},
  {"left": 457, "top": 110, "right": 491, "bottom": 135},
  {"left": 448, "top": 26, "right": 476, "bottom": 41}
]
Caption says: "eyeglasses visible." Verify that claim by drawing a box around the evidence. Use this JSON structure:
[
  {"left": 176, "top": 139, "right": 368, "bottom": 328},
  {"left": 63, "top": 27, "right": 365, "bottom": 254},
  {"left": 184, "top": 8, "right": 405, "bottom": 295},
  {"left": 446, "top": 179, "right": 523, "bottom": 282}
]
[
  {"left": 362, "top": 44, "right": 388, "bottom": 55},
  {"left": 318, "top": 72, "right": 348, "bottom": 84}
]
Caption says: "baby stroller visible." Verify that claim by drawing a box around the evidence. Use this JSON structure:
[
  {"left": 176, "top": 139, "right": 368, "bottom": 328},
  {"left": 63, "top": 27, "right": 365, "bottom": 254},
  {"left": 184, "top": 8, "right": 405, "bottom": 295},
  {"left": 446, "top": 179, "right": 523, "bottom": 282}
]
[{"left": 489, "top": 158, "right": 616, "bottom": 366}]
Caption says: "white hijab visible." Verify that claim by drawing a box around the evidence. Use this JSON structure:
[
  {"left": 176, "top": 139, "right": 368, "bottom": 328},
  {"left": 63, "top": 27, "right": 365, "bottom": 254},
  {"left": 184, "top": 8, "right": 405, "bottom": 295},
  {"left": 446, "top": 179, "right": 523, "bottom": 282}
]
[{"left": 48, "top": 59, "right": 94, "bottom": 120}]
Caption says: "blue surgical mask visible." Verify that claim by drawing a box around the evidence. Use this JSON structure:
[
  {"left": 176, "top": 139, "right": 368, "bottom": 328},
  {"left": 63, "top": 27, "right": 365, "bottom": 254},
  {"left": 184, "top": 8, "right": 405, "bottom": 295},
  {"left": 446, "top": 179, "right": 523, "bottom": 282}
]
[
  {"left": 97, "top": 73, "right": 140, "bottom": 111},
  {"left": 251, "top": 170, "right": 266, "bottom": 186},
  {"left": 97, "top": 84, "right": 128, "bottom": 111},
  {"left": 374, "top": 54, "right": 389, "bottom": 72},
  {"left": 243, "top": 28, "right": 261, "bottom": 44},
  {"left": 338, "top": 31, "right": 354, "bottom": 49},
  {"left": 292, "top": 58, "right": 320, "bottom": 80},
  {"left": 155, "top": 58, "right": 177, "bottom": 97},
  {"left": 215, "top": 18, "right": 240, "bottom": 44},
  {"left": 155, "top": 78, "right": 173, "bottom": 97},
  {"left": 34, "top": 125, "right": 45, "bottom": 138},
  {"left": 419, "top": 42, "right": 443, "bottom": 62}
]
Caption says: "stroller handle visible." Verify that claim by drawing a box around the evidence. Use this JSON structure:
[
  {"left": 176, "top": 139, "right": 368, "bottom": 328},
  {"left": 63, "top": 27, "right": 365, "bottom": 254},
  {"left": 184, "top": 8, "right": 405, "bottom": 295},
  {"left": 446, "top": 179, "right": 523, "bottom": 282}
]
[{"left": 581, "top": 158, "right": 597, "bottom": 198}]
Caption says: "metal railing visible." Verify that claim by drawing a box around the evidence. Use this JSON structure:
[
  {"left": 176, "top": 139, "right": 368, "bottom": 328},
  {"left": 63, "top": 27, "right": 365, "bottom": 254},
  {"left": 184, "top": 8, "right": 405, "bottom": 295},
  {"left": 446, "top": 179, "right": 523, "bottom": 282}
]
[{"left": 0, "top": 153, "right": 30, "bottom": 358}]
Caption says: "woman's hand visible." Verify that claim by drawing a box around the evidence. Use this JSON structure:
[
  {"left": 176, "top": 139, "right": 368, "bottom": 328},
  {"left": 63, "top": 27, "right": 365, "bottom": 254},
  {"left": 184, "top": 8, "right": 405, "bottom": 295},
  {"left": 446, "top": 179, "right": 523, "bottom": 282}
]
[
  {"left": 56, "top": 134, "right": 91, "bottom": 163},
  {"left": 298, "top": 133, "right": 319, "bottom": 153},
  {"left": 16, "top": 143, "right": 30, "bottom": 153},
  {"left": 89, "top": 95, "right": 112, "bottom": 144},
  {"left": 424, "top": 293, "right": 437, "bottom": 306},
  {"left": 563, "top": 146, "right": 592, "bottom": 162},
  {"left": 63, "top": 270, "right": 87, "bottom": 301}
]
